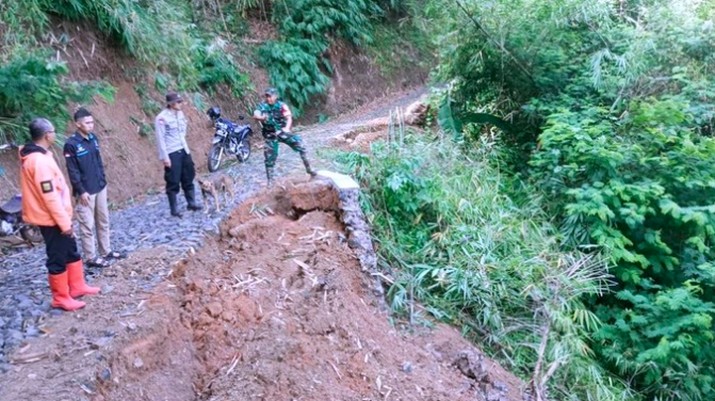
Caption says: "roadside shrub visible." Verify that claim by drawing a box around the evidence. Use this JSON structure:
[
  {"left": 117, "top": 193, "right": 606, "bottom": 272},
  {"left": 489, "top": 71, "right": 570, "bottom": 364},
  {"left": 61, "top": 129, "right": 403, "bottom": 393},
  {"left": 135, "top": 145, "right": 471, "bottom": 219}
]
[
  {"left": 531, "top": 100, "right": 715, "bottom": 400},
  {"left": 0, "top": 50, "right": 114, "bottom": 144}
]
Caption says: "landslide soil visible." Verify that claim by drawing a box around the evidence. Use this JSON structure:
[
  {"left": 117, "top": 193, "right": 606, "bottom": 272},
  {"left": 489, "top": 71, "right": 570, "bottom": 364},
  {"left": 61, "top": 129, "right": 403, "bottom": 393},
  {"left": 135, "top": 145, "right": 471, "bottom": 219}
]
[{"left": 0, "top": 179, "right": 523, "bottom": 401}]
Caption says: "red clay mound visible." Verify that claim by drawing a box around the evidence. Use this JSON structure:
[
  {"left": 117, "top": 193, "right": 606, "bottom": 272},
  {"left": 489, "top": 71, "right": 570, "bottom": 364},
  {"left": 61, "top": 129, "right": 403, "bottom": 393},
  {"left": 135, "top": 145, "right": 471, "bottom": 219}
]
[{"left": 174, "top": 178, "right": 524, "bottom": 401}]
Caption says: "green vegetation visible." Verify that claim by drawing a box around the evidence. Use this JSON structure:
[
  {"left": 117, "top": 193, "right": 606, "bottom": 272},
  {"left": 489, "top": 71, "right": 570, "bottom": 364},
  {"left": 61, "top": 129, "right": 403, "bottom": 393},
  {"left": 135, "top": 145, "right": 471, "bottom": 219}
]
[
  {"left": 344, "top": 1, "right": 715, "bottom": 400},
  {"left": 0, "top": 0, "right": 250, "bottom": 142},
  {"left": 259, "top": 0, "right": 381, "bottom": 112},
  {"left": 334, "top": 134, "right": 630, "bottom": 400},
  {"left": 0, "top": 0, "right": 426, "bottom": 140},
  {"left": 0, "top": 49, "right": 113, "bottom": 144},
  {"left": 257, "top": 0, "right": 430, "bottom": 113}
]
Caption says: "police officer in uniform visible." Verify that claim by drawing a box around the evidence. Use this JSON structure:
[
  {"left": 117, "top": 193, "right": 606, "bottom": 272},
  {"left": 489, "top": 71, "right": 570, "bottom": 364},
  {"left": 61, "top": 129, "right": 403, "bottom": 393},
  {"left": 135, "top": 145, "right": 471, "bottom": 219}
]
[
  {"left": 253, "top": 88, "right": 316, "bottom": 186},
  {"left": 155, "top": 92, "right": 202, "bottom": 217}
]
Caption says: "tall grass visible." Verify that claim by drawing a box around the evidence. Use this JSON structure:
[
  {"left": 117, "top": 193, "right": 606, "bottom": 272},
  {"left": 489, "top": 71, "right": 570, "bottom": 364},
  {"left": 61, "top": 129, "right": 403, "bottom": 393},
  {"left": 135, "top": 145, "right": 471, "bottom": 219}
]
[{"left": 332, "top": 133, "right": 633, "bottom": 401}]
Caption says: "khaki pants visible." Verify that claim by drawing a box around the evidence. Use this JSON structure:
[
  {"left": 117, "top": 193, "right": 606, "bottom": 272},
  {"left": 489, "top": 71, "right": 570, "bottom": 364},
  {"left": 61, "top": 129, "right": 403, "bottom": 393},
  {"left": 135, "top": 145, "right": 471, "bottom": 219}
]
[{"left": 75, "top": 187, "right": 110, "bottom": 260}]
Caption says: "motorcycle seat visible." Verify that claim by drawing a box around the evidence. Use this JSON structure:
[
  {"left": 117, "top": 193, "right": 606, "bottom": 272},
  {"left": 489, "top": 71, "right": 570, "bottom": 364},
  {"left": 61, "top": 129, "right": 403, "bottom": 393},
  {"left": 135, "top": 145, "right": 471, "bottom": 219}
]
[{"left": 0, "top": 194, "right": 22, "bottom": 214}]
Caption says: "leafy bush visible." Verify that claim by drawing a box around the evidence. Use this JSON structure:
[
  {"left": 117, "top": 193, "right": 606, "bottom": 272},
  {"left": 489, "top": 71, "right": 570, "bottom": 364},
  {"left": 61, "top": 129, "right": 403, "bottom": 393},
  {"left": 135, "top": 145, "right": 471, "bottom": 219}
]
[
  {"left": 258, "top": 38, "right": 331, "bottom": 111},
  {"left": 259, "top": 0, "right": 382, "bottom": 111},
  {"left": 0, "top": 50, "right": 114, "bottom": 144},
  {"left": 1, "top": 0, "right": 250, "bottom": 98},
  {"left": 531, "top": 100, "right": 715, "bottom": 400},
  {"left": 194, "top": 39, "right": 251, "bottom": 97}
]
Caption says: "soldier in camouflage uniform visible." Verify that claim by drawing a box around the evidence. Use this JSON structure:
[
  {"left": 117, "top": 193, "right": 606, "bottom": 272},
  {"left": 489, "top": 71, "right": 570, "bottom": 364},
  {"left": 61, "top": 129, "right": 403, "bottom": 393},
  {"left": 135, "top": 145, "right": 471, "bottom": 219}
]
[{"left": 253, "top": 88, "right": 316, "bottom": 186}]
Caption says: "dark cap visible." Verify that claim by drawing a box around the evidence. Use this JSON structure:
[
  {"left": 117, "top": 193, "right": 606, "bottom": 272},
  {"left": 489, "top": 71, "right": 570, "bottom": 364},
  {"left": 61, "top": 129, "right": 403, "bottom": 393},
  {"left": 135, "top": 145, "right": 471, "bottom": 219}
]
[
  {"left": 166, "top": 92, "right": 184, "bottom": 105},
  {"left": 264, "top": 87, "right": 278, "bottom": 96}
]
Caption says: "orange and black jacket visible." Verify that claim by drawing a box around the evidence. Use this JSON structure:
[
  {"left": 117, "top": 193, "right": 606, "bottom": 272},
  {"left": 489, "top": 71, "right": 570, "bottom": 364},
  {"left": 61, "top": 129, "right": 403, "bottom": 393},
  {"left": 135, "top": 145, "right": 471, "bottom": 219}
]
[{"left": 19, "top": 143, "right": 73, "bottom": 232}]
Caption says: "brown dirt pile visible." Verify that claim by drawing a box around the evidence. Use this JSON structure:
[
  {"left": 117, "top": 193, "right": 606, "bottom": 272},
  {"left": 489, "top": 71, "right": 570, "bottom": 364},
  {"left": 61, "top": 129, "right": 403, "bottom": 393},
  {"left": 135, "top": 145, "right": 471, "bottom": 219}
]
[{"left": 169, "top": 178, "right": 523, "bottom": 401}]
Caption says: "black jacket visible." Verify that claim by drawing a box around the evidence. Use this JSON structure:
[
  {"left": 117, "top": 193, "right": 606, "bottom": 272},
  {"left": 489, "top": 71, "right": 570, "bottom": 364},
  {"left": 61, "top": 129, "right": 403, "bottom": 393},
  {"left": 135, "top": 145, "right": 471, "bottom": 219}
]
[{"left": 63, "top": 132, "right": 107, "bottom": 196}]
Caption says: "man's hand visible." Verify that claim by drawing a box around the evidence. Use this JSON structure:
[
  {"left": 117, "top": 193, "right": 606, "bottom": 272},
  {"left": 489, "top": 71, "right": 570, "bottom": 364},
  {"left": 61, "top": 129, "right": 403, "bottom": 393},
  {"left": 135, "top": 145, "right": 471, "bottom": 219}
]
[
  {"left": 163, "top": 159, "right": 171, "bottom": 168},
  {"left": 253, "top": 110, "right": 266, "bottom": 121},
  {"left": 79, "top": 193, "right": 90, "bottom": 207},
  {"left": 61, "top": 227, "right": 74, "bottom": 237}
]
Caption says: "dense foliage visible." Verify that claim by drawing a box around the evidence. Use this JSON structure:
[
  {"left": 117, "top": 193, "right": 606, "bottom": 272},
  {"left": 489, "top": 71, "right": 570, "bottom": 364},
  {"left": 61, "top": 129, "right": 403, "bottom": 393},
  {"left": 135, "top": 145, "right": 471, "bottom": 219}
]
[
  {"left": 417, "top": 0, "right": 715, "bottom": 400},
  {"left": 0, "top": 50, "right": 113, "bottom": 144},
  {"left": 0, "top": 0, "right": 250, "bottom": 142},
  {"left": 0, "top": 0, "right": 421, "bottom": 140},
  {"left": 334, "top": 132, "right": 630, "bottom": 401},
  {"left": 259, "top": 0, "right": 383, "bottom": 112}
]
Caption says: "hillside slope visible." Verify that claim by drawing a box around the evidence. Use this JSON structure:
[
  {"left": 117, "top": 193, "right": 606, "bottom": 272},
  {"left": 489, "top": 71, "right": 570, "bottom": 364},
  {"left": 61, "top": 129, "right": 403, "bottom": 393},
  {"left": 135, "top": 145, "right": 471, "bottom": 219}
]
[{"left": 0, "top": 18, "right": 427, "bottom": 204}]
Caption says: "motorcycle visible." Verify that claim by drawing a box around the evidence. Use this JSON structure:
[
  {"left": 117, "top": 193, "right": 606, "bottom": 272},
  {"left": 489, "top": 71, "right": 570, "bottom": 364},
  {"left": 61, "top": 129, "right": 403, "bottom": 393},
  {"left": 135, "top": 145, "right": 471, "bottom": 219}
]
[
  {"left": 0, "top": 144, "right": 42, "bottom": 245},
  {"left": 206, "top": 107, "right": 253, "bottom": 172},
  {"left": 0, "top": 194, "right": 43, "bottom": 244}
]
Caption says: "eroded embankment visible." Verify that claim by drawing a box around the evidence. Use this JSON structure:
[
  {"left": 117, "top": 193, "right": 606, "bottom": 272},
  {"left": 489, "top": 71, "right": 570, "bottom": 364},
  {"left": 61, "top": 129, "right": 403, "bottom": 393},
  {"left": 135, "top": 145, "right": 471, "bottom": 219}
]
[{"left": 59, "top": 177, "right": 522, "bottom": 401}]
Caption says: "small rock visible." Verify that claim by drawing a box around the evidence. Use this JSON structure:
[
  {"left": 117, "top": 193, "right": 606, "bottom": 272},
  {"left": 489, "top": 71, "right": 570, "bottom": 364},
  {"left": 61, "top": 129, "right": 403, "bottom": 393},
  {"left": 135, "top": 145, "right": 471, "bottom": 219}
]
[
  {"left": 15, "top": 295, "right": 34, "bottom": 309},
  {"left": 24, "top": 326, "right": 40, "bottom": 337},
  {"left": 98, "top": 367, "right": 112, "bottom": 382},
  {"left": 486, "top": 388, "right": 506, "bottom": 401},
  {"left": 29, "top": 309, "right": 45, "bottom": 319},
  {"left": 401, "top": 361, "right": 413, "bottom": 373},
  {"left": 0, "top": 363, "right": 10, "bottom": 373},
  {"left": 493, "top": 381, "right": 507, "bottom": 391},
  {"left": 91, "top": 336, "right": 114, "bottom": 349},
  {"left": 133, "top": 357, "right": 144, "bottom": 369},
  {"left": 206, "top": 302, "right": 223, "bottom": 318},
  {"left": 453, "top": 350, "right": 487, "bottom": 382},
  {"left": 7, "top": 329, "right": 23, "bottom": 342},
  {"left": 27, "top": 373, "right": 37, "bottom": 379}
]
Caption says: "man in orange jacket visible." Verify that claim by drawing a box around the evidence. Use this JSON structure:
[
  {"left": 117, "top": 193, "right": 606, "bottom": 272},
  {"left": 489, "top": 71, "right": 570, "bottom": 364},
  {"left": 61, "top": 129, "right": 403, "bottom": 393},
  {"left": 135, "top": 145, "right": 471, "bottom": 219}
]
[{"left": 20, "top": 117, "right": 100, "bottom": 311}]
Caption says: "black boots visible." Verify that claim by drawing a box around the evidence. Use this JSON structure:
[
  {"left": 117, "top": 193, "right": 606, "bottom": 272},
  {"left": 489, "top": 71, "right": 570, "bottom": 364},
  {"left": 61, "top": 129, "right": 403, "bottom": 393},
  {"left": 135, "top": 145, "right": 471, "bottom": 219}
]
[
  {"left": 301, "top": 155, "right": 317, "bottom": 177},
  {"left": 266, "top": 167, "right": 275, "bottom": 187},
  {"left": 168, "top": 193, "right": 182, "bottom": 218},
  {"left": 168, "top": 189, "right": 202, "bottom": 217},
  {"left": 185, "top": 189, "right": 203, "bottom": 211}
]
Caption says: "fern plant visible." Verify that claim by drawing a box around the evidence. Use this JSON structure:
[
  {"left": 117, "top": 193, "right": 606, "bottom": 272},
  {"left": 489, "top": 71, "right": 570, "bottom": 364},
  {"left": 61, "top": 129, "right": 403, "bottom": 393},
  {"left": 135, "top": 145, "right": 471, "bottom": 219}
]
[{"left": 259, "top": 0, "right": 382, "bottom": 112}]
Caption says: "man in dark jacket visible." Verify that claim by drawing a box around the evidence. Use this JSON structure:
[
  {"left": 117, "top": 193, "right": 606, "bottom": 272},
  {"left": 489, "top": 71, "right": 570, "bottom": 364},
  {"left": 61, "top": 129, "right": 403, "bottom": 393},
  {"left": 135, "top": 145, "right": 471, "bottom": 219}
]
[{"left": 64, "top": 107, "right": 125, "bottom": 267}]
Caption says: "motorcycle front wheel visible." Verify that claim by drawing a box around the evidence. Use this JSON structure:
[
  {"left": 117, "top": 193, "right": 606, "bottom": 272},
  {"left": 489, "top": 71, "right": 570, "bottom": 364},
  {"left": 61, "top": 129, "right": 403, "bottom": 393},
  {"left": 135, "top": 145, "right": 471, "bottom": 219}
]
[
  {"left": 208, "top": 143, "right": 224, "bottom": 172},
  {"left": 236, "top": 139, "right": 251, "bottom": 163},
  {"left": 20, "top": 225, "right": 42, "bottom": 243}
]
